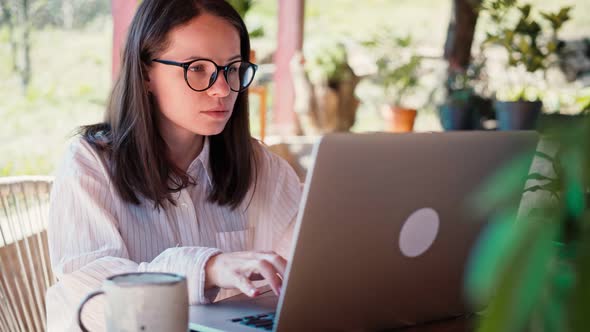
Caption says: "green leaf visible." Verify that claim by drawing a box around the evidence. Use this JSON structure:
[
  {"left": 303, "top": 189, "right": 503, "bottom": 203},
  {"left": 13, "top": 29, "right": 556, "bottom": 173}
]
[
  {"left": 474, "top": 219, "right": 559, "bottom": 332},
  {"left": 570, "top": 233, "right": 590, "bottom": 331},
  {"left": 395, "top": 35, "right": 412, "bottom": 48},
  {"left": 558, "top": 7, "right": 572, "bottom": 19},
  {"left": 529, "top": 21, "right": 542, "bottom": 36},
  {"left": 518, "top": 37, "right": 530, "bottom": 54},
  {"left": 538, "top": 7, "right": 572, "bottom": 31},
  {"left": 505, "top": 29, "right": 515, "bottom": 43},
  {"left": 541, "top": 11, "right": 560, "bottom": 31},
  {"left": 226, "top": 0, "right": 254, "bottom": 17},
  {"left": 465, "top": 213, "right": 517, "bottom": 304},
  {"left": 518, "top": 4, "right": 531, "bottom": 18},
  {"left": 248, "top": 26, "right": 264, "bottom": 39},
  {"left": 561, "top": 150, "right": 585, "bottom": 218}
]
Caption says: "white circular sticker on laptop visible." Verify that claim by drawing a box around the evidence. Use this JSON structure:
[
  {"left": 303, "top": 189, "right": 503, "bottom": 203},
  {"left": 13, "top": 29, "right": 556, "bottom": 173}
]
[{"left": 399, "top": 208, "right": 440, "bottom": 257}]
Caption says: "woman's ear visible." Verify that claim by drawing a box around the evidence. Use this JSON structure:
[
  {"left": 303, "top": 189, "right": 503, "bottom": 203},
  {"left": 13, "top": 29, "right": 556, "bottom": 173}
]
[
  {"left": 142, "top": 63, "right": 152, "bottom": 89},
  {"left": 144, "top": 71, "right": 153, "bottom": 92}
]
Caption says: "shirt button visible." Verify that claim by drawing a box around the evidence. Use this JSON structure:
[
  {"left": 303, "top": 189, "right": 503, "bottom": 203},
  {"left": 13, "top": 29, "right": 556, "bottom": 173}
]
[{"left": 181, "top": 203, "right": 187, "bottom": 208}]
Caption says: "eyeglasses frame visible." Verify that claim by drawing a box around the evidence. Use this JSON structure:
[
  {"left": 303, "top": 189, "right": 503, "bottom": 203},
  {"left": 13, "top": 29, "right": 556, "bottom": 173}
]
[{"left": 151, "top": 58, "right": 258, "bottom": 93}]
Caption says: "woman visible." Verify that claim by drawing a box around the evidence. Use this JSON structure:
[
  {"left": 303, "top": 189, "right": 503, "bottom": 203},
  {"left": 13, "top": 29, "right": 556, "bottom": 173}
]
[{"left": 46, "top": 0, "right": 301, "bottom": 330}]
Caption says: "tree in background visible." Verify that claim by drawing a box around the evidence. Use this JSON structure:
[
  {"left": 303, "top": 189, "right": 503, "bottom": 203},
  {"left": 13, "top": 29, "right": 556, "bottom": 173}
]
[
  {"left": 0, "top": 0, "right": 18, "bottom": 72},
  {"left": 0, "top": 0, "right": 110, "bottom": 92},
  {"left": 444, "top": 0, "right": 480, "bottom": 73},
  {"left": 0, "top": 0, "right": 31, "bottom": 91}
]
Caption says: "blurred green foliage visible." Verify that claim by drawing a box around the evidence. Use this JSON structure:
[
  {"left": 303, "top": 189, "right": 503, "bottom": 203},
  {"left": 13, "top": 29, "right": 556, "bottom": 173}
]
[
  {"left": 304, "top": 40, "right": 351, "bottom": 85},
  {"left": 362, "top": 33, "right": 423, "bottom": 107},
  {"left": 226, "top": 0, "right": 264, "bottom": 38},
  {"left": 479, "top": 0, "right": 573, "bottom": 101},
  {"left": 482, "top": 2, "right": 571, "bottom": 73},
  {"left": 467, "top": 115, "right": 590, "bottom": 331},
  {"left": 0, "top": 0, "right": 110, "bottom": 29}
]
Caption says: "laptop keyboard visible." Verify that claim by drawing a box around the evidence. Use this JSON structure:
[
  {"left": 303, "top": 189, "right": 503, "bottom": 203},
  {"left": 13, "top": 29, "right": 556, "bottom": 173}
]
[{"left": 231, "top": 312, "right": 276, "bottom": 330}]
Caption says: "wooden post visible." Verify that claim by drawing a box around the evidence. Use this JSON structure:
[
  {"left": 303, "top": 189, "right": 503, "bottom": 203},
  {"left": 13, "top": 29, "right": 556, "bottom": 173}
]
[
  {"left": 111, "top": 0, "right": 137, "bottom": 81},
  {"left": 272, "top": 0, "right": 305, "bottom": 135}
]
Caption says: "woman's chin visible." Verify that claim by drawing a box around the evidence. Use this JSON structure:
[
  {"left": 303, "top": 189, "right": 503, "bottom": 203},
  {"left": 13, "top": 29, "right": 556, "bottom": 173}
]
[{"left": 196, "top": 125, "right": 226, "bottom": 137}]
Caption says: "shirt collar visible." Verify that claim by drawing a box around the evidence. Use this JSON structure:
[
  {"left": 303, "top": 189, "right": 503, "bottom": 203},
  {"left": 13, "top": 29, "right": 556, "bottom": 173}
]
[{"left": 187, "top": 136, "right": 213, "bottom": 187}]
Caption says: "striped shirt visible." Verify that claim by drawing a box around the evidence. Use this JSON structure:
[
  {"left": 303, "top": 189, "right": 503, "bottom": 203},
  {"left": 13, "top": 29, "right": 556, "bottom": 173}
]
[{"left": 46, "top": 136, "right": 302, "bottom": 331}]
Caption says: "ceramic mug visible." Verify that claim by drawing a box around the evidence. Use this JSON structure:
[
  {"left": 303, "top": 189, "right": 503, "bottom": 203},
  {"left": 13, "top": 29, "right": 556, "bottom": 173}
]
[{"left": 77, "top": 272, "right": 188, "bottom": 332}]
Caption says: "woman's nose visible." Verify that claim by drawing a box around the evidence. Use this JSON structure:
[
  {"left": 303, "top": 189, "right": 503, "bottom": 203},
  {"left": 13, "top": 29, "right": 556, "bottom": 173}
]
[{"left": 206, "top": 72, "right": 231, "bottom": 97}]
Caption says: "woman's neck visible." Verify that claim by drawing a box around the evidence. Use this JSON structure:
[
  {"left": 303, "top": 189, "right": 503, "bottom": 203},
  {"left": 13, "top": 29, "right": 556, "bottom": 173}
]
[{"left": 163, "top": 130, "right": 204, "bottom": 171}]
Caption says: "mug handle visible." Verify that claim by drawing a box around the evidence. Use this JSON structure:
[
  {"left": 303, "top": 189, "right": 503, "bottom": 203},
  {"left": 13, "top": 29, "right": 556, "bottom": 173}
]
[{"left": 77, "top": 290, "right": 105, "bottom": 332}]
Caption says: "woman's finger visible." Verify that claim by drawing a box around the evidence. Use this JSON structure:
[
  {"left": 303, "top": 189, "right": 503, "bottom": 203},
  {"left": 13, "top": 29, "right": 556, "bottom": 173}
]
[
  {"left": 261, "top": 252, "right": 287, "bottom": 278},
  {"left": 234, "top": 273, "right": 259, "bottom": 297},
  {"left": 253, "top": 260, "right": 283, "bottom": 296}
]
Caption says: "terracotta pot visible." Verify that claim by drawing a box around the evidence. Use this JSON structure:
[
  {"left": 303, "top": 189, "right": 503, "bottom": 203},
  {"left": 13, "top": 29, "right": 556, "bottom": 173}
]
[{"left": 381, "top": 105, "right": 417, "bottom": 133}]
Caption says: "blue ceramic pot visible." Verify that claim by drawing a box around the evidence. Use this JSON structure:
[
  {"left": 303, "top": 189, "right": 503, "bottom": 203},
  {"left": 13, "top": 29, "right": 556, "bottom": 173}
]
[
  {"left": 439, "top": 104, "right": 475, "bottom": 130},
  {"left": 494, "top": 100, "right": 542, "bottom": 130}
]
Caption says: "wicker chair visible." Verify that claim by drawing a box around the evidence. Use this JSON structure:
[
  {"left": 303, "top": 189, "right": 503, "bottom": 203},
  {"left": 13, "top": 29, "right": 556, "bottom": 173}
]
[{"left": 0, "top": 176, "right": 55, "bottom": 332}]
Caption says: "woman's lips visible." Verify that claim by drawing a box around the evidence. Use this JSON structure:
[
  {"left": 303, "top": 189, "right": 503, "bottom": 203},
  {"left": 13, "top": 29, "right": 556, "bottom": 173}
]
[{"left": 201, "top": 109, "right": 230, "bottom": 119}]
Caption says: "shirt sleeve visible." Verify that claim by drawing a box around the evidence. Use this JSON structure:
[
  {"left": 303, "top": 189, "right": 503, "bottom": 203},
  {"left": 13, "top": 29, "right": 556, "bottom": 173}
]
[{"left": 46, "top": 138, "right": 221, "bottom": 332}]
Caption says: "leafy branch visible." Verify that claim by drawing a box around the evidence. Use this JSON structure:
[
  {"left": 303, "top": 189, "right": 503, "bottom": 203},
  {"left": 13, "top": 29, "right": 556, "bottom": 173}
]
[{"left": 363, "top": 33, "right": 423, "bottom": 107}]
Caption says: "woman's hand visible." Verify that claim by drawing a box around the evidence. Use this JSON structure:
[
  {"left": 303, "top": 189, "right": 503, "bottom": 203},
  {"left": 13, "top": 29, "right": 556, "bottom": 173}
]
[{"left": 205, "top": 251, "right": 287, "bottom": 297}]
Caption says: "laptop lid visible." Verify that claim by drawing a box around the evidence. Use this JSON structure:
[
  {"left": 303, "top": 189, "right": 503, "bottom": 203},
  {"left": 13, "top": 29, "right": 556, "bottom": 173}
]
[{"left": 274, "top": 131, "right": 537, "bottom": 331}]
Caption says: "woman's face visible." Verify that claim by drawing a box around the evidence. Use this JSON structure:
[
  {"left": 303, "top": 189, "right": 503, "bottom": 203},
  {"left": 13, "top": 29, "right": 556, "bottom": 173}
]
[{"left": 149, "top": 13, "right": 241, "bottom": 141}]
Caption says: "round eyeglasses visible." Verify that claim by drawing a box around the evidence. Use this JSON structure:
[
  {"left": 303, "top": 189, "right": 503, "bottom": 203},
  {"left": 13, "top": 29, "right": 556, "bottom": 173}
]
[{"left": 152, "top": 58, "right": 258, "bottom": 93}]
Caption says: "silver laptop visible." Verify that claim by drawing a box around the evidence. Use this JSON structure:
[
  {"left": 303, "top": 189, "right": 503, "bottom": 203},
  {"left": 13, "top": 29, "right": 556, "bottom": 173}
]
[{"left": 189, "top": 131, "right": 538, "bottom": 332}]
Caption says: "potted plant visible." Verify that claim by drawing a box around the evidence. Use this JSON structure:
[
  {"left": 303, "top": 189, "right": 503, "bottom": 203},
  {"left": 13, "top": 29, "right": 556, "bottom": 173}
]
[
  {"left": 466, "top": 113, "right": 590, "bottom": 331},
  {"left": 439, "top": 85, "right": 479, "bottom": 130},
  {"left": 302, "top": 40, "right": 360, "bottom": 133},
  {"left": 480, "top": 0, "right": 572, "bottom": 130},
  {"left": 439, "top": 56, "right": 493, "bottom": 130},
  {"left": 364, "top": 34, "right": 423, "bottom": 133}
]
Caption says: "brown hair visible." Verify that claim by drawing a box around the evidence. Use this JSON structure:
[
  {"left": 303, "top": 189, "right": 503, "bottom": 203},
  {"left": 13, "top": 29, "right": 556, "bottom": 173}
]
[{"left": 81, "top": 0, "right": 255, "bottom": 210}]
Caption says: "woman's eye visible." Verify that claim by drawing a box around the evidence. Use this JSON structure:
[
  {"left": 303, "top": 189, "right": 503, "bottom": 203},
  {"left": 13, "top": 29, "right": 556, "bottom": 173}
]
[{"left": 189, "top": 65, "right": 205, "bottom": 72}]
